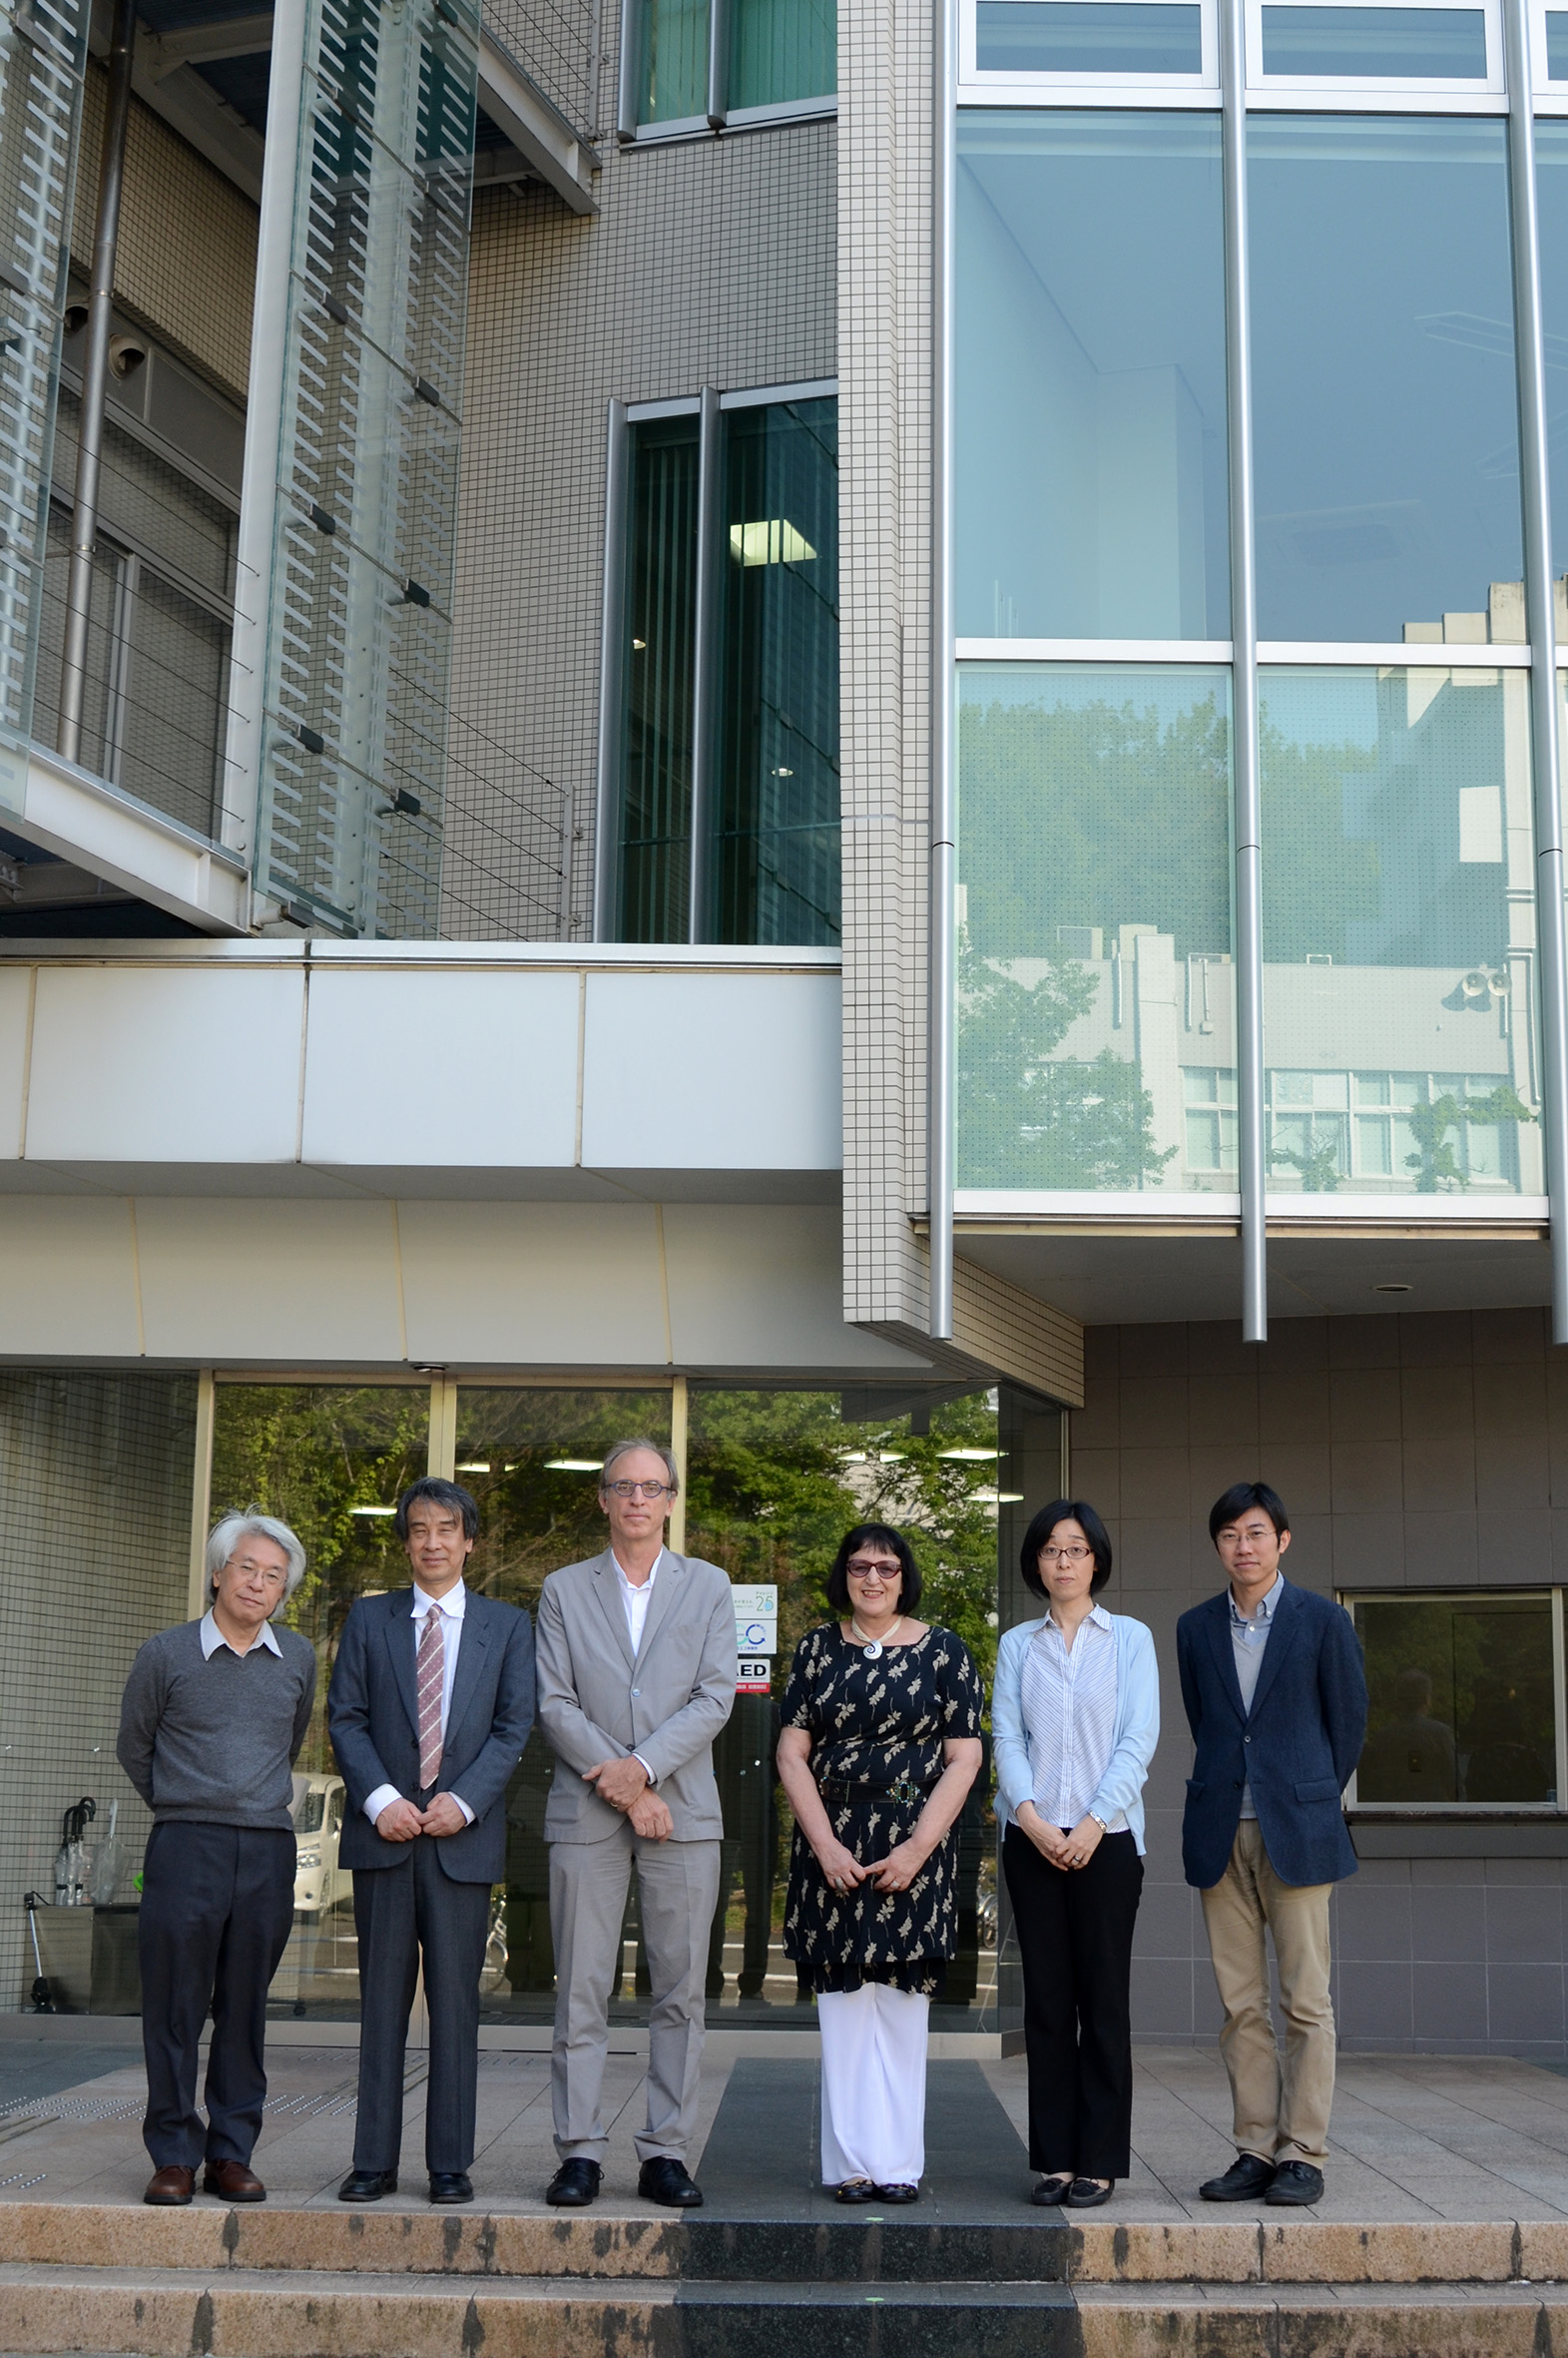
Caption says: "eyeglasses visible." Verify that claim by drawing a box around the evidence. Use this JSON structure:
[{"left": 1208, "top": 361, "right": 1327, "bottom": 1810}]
[
  {"left": 604, "top": 1479, "right": 674, "bottom": 1499},
  {"left": 846, "top": 1560, "right": 901, "bottom": 1579},
  {"left": 1040, "top": 1544, "right": 1092, "bottom": 1562}
]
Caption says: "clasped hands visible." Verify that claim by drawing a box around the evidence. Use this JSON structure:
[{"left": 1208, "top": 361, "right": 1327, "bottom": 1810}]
[
  {"left": 814, "top": 1835, "right": 928, "bottom": 1896},
  {"left": 584, "top": 1754, "right": 673, "bottom": 1841},
  {"left": 375, "top": 1792, "right": 468, "bottom": 1842},
  {"left": 1018, "top": 1801, "right": 1104, "bottom": 1871}
]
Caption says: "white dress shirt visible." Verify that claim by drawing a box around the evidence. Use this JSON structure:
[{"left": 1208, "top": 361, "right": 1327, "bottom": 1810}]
[
  {"left": 612, "top": 1548, "right": 661, "bottom": 1786},
  {"left": 365, "top": 1580, "right": 475, "bottom": 1826},
  {"left": 1230, "top": 1572, "right": 1284, "bottom": 1820},
  {"left": 200, "top": 1609, "right": 282, "bottom": 1660},
  {"left": 1019, "top": 1602, "right": 1128, "bottom": 1833}
]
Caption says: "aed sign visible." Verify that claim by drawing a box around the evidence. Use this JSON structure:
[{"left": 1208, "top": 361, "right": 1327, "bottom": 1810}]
[{"left": 737, "top": 1656, "right": 772, "bottom": 1694}]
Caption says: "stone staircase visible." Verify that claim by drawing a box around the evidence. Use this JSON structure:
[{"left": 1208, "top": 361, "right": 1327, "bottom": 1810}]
[{"left": 0, "top": 2201, "right": 1564, "bottom": 2355}]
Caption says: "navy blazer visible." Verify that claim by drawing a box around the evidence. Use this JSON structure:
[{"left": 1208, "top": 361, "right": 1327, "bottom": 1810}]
[
  {"left": 1176, "top": 1579, "right": 1366, "bottom": 1892},
  {"left": 327, "top": 1587, "right": 536, "bottom": 1884}
]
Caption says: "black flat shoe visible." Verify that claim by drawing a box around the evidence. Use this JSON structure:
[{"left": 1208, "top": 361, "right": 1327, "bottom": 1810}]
[
  {"left": 873, "top": 2182, "right": 920, "bottom": 2203},
  {"left": 834, "top": 2177, "right": 878, "bottom": 2203},
  {"left": 546, "top": 2158, "right": 603, "bottom": 2207},
  {"left": 1031, "top": 2173, "right": 1074, "bottom": 2207},
  {"left": 1065, "top": 2177, "right": 1114, "bottom": 2207},
  {"left": 1200, "top": 2151, "right": 1277, "bottom": 2202},
  {"left": 1265, "top": 2160, "right": 1324, "bottom": 2207},
  {"left": 639, "top": 2156, "right": 703, "bottom": 2207},
  {"left": 338, "top": 2169, "right": 397, "bottom": 2202},
  {"left": 428, "top": 2171, "right": 473, "bottom": 2204}
]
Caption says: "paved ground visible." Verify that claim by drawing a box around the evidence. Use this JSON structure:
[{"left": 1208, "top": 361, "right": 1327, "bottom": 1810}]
[{"left": 0, "top": 2036, "right": 1566, "bottom": 2225}]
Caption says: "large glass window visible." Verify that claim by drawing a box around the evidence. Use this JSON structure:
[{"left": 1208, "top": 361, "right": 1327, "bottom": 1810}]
[
  {"left": 956, "top": 663, "right": 1235, "bottom": 1193},
  {"left": 1250, "top": 118, "right": 1523, "bottom": 644},
  {"left": 975, "top": 0, "right": 1205, "bottom": 72},
  {"left": 1347, "top": 1591, "right": 1563, "bottom": 1810},
  {"left": 1260, "top": 666, "right": 1541, "bottom": 1197},
  {"left": 955, "top": 113, "right": 1229, "bottom": 642},
  {"left": 634, "top": 0, "right": 835, "bottom": 124},
  {"left": 1257, "top": 3, "right": 1488, "bottom": 77},
  {"left": 614, "top": 394, "right": 840, "bottom": 946},
  {"left": 1532, "top": 123, "right": 1568, "bottom": 581}
]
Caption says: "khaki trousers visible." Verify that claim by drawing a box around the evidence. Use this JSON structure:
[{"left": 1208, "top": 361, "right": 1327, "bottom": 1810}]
[{"left": 1200, "top": 1820, "right": 1334, "bottom": 2167}]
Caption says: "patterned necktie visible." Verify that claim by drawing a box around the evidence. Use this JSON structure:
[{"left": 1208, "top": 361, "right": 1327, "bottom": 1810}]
[{"left": 416, "top": 1607, "right": 444, "bottom": 1790}]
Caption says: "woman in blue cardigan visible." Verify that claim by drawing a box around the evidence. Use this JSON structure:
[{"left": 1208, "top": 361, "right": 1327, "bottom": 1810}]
[{"left": 992, "top": 1498, "right": 1159, "bottom": 2210}]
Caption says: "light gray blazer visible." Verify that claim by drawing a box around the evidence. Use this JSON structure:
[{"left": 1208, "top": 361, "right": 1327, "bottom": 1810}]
[{"left": 536, "top": 1547, "right": 738, "bottom": 1844}]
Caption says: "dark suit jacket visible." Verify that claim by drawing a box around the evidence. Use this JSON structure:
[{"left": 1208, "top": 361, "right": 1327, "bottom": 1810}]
[
  {"left": 1176, "top": 1579, "right": 1367, "bottom": 1892},
  {"left": 327, "top": 1587, "right": 536, "bottom": 1883}
]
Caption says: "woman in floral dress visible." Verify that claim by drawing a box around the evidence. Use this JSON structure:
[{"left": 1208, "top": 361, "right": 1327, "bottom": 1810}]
[{"left": 776, "top": 1522, "right": 983, "bottom": 2202}]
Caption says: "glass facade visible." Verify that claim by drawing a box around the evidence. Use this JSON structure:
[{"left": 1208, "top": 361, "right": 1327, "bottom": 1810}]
[
  {"left": 956, "top": 113, "right": 1229, "bottom": 641},
  {"left": 950, "top": 23, "right": 1568, "bottom": 1217},
  {"left": 615, "top": 395, "right": 840, "bottom": 946},
  {"left": 956, "top": 663, "right": 1235, "bottom": 1190}
]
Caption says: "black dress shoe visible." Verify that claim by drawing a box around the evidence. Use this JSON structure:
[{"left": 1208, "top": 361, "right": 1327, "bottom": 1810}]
[
  {"left": 1030, "top": 2173, "right": 1074, "bottom": 2208},
  {"left": 428, "top": 2171, "right": 473, "bottom": 2204},
  {"left": 1265, "top": 2160, "right": 1324, "bottom": 2206},
  {"left": 1065, "top": 2176, "right": 1114, "bottom": 2207},
  {"left": 338, "top": 2169, "right": 398, "bottom": 2202},
  {"left": 1200, "top": 2152, "right": 1277, "bottom": 2202},
  {"left": 834, "top": 2177, "right": 878, "bottom": 2203},
  {"left": 546, "top": 2158, "right": 603, "bottom": 2207},
  {"left": 639, "top": 2155, "right": 703, "bottom": 2207},
  {"left": 873, "top": 2182, "right": 920, "bottom": 2203}
]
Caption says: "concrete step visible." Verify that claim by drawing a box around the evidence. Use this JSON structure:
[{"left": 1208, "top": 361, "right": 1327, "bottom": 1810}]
[
  {"left": 1, "top": 2201, "right": 1566, "bottom": 2287},
  {"left": 0, "top": 2265, "right": 1564, "bottom": 2358}
]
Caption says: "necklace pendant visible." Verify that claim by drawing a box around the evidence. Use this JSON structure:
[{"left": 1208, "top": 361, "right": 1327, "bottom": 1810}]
[{"left": 862, "top": 1639, "right": 883, "bottom": 1660}]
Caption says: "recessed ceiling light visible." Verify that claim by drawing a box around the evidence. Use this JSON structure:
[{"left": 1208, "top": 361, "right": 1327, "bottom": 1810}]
[{"left": 1373, "top": 1282, "right": 1412, "bottom": 1294}]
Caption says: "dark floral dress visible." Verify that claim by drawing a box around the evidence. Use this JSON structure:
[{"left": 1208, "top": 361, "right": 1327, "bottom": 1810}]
[{"left": 782, "top": 1623, "right": 984, "bottom": 1996}]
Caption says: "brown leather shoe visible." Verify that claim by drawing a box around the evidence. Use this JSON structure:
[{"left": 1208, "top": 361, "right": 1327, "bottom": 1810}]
[
  {"left": 144, "top": 2165, "right": 195, "bottom": 2206},
  {"left": 203, "top": 2159, "right": 265, "bottom": 2202}
]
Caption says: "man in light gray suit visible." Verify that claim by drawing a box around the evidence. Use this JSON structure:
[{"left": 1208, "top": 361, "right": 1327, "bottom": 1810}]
[{"left": 537, "top": 1438, "right": 737, "bottom": 2209}]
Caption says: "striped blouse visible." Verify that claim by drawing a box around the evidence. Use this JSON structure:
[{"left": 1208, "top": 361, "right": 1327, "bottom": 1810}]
[{"left": 1018, "top": 1603, "right": 1128, "bottom": 1833}]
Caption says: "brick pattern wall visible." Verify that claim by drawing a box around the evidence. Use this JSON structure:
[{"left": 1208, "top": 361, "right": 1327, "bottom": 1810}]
[{"left": 1063, "top": 1308, "right": 1568, "bottom": 2057}]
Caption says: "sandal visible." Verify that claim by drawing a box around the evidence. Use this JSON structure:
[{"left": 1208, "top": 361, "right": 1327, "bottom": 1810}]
[
  {"left": 1031, "top": 2172, "right": 1074, "bottom": 2206},
  {"left": 872, "top": 2182, "right": 920, "bottom": 2203},
  {"left": 834, "top": 2177, "right": 878, "bottom": 2203}
]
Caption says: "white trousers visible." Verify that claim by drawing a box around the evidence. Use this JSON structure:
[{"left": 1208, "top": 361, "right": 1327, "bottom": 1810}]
[{"left": 817, "top": 1983, "right": 930, "bottom": 2188}]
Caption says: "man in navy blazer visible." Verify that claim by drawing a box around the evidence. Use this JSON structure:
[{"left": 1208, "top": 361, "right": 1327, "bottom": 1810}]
[
  {"left": 328, "top": 1477, "right": 535, "bottom": 2204},
  {"left": 1177, "top": 1481, "right": 1366, "bottom": 2210}
]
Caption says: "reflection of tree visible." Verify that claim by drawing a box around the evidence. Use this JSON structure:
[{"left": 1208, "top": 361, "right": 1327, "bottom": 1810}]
[
  {"left": 1357, "top": 1598, "right": 1555, "bottom": 1806},
  {"left": 1259, "top": 717, "right": 1379, "bottom": 964},
  {"left": 1269, "top": 1130, "right": 1342, "bottom": 1193},
  {"left": 1403, "top": 1084, "right": 1533, "bottom": 1193},
  {"left": 957, "top": 929, "right": 1174, "bottom": 1191}
]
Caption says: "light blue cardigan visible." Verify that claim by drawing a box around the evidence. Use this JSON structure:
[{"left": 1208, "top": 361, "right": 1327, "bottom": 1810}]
[{"left": 991, "top": 1612, "right": 1161, "bottom": 1856}]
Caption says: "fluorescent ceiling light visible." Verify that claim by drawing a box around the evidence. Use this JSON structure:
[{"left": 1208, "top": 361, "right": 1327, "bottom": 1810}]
[
  {"left": 546, "top": 1458, "right": 604, "bottom": 1472},
  {"left": 938, "top": 1447, "right": 1000, "bottom": 1462},
  {"left": 878, "top": 1452, "right": 906, "bottom": 1463},
  {"left": 456, "top": 1462, "right": 490, "bottom": 1473},
  {"left": 730, "top": 519, "right": 815, "bottom": 566},
  {"left": 350, "top": 1505, "right": 396, "bottom": 1517}
]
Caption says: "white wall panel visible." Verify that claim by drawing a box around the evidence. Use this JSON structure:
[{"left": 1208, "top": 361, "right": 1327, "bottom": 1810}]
[
  {"left": 397, "top": 1200, "right": 670, "bottom": 1364},
  {"left": 135, "top": 1199, "right": 406, "bottom": 1361},
  {"left": 662, "top": 1206, "right": 926, "bottom": 1368},
  {"left": 0, "top": 968, "right": 32, "bottom": 1159},
  {"left": 27, "top": 968, "right": 305, "bottom": 1165},
  {"left": 580, "top": 971, "right": 841, "bottom": 1172},
  {"left": 0, "top": 1199, "right": 143, "bottom": 1356},
  {"left": 300, "top": 968, "right": 581, "bottom": 1169}
]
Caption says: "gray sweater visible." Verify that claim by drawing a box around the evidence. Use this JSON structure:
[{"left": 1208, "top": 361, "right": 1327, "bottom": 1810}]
[{"left": 117, "top": 1619, "right": 317, "bottom": 1829}]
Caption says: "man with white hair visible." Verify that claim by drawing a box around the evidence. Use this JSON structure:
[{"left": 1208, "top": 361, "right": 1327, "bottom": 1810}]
[{"left": 117, "top": 1511, "right": 315, "bottom": 2207}]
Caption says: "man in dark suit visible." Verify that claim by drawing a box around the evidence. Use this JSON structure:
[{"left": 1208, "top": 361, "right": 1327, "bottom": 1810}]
[
  {"left": 1177, "top": 1481, "right": 1366, "bottom": 2210},
  {"left": 328, "top": 1477, "right": 535, "bottom": 2204}
]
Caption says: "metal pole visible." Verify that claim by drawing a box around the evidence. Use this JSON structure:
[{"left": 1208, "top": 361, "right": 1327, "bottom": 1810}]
[
  {"left": 616, "top": 0, "right": 641, "bottom": 138},
  {"left": 928, "top": 0, "right": 957, "bottom": 1342},
  {"left": 706, "top": 0, "right": 729, "bottom": 129},
  {"left": 1505, "top": 0, "right": 1568, "bottom": 1344},
  {"left": 1221, "top": 0, "right": 1266, "bottom": 1343},
  {"left": 593, "top": 398, "right": 630, "bottom": 940},
  {"left": 686, "top": 382, "right": 721, "bottom": 942},
  {"left": 58, "top": 0, "right": 136, "bottom": 765}
]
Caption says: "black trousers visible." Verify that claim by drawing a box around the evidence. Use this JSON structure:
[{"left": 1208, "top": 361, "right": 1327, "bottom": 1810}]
[
  {"left": 351, "top": 1834, "right": 491, "bottom": 2174},
  {"left": 138, "top": 1820, "right": 295, "bottom": 2170},
  {"left": 1003, "top": 1822, "right": 1143, "bottom": 2178}
]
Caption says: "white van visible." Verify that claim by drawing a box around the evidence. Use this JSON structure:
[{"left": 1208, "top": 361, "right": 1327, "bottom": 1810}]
[{"left": 291, "top": 1773, "right": 351, "bottom": 1918}]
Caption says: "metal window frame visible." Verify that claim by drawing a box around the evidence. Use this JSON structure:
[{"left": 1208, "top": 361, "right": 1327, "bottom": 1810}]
[
  {"left": 594, "top": 377, "right": 842, "bottom": 947},
  {"left": 619, "top": 0, "right": 837, "bottom": 137},
  {"left": 956, "top": 0, "right": 1220, "bottom": 98},
  {"left": 1339, "top": 1585, "right": 1568, "bottom": 1816}
]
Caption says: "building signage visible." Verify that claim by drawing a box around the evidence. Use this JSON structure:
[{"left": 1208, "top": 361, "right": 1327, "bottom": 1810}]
[{"left": 732, "top": 1583, "right": 777, "bottom": 1691}]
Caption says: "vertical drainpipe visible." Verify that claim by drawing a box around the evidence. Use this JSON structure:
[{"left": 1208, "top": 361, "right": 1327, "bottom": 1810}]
[
  {"left": 617, "top": 0, "right": 641, "bottom": 138},
  {"left": 687, "top": 382, "right": 722, "bottom": 942},
  {"left": 928, "top": 0, "right": 958, "bottom": 1343},
  {"left": 57, "top": 0, "right": 136, "bottom": 765},
  {"left": 1221, "top": 0, "right": 1267, "bottom": 1343},
  {"left": 1504, "top": 0, "right": 1568, "bottom": 1343},
  {"left": 706, "top": 0, "right": 729, "bottom": 128}
]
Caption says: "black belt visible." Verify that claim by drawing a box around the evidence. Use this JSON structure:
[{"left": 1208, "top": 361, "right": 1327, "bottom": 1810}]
[{"left": 816, "top": 1776, "right": 937, "bottom": 1809}]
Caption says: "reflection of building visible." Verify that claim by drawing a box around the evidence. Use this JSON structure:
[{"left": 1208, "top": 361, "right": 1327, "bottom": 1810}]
[{"left": 5, "top": 0, "right": 1568, "bottom": 2068}]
